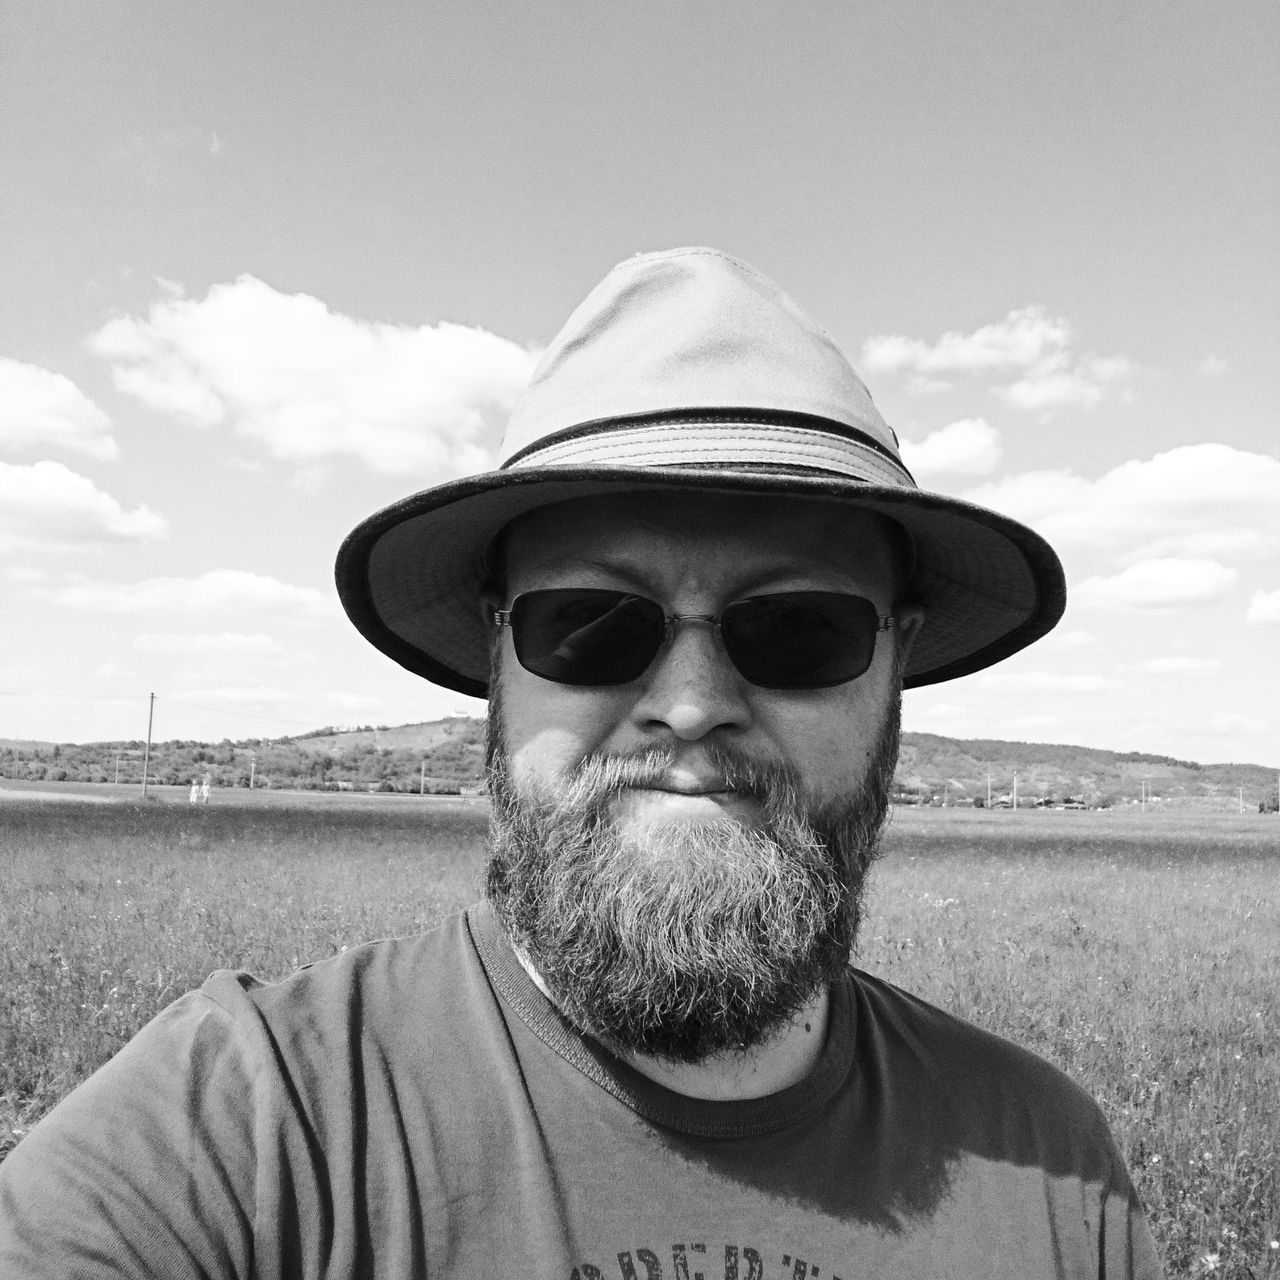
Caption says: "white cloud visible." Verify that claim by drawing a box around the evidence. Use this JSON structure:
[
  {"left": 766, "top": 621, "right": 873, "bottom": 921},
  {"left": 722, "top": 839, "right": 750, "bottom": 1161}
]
[
  {"left": 994, "top": 354, "right": 1136, "bottom": 413},
  {"left": 170, "top": 685, "right": 301, "bottom": 708},
  {"left": 905, "top": 374, "right": 953, "bottom": 395},
  {"left": 1074, "top": 558, "right": 1238, "bottom": 612},
  {"left": 862, "top": 306, "right": 1071, "bottom": 376},
  {"left": 901, "top": 698, "right": 967, "bottom": 719},
  {"left": 996, "top": 372, "right": 1098, "bottom": 412},
  {"left": 0, "top": 358, "right": 117, "bottom": 460},
  {"left": 1198, "top": 354, "right": 1228, "bottom": 376},
  {"left": 861, "top": 306, "right": 1132, "bottom": 412},
  {"left": 116, "top": 127, "right": 228, "bottom": 171},
  {"left": 1246, "top": 589, "right": 1280, "bottom": 624},
  {"left": 1128, "top": 657, "right": 1222, "bottom": 674},
  {"left": 900, "top": 418, "right": 1001, "bottom": 479},
  {"left": 0, "top": 663, "right": 41, "bottom": 689},
  {"left": 2, "top": 566, "right": 46, "bottom": 585},
  {"left": 48, "top": 569, "right": 330, "bottom": 620},
  {"left": 1000, "top": 715, "right": 1062, "bottom": 734},
  {"left": 1040, "top": 629, "right": 1098, "bottom": 651},
  {"left": 1203, "top": 712, "right": 1269, "bottom": 738},
  {"left": 996, "top": 370, "right": 1096, "bottom": 412},
  {"left": 323, "top": 692, "right": 385, "bottom": 713},
  {"left": 976, "top": 671, "right": 1122, "bottom": 693},
  {"left": 0, "top": 460, "right": 166, "bottom": 552},
  {"left": 89, "top": 276, "right": 539, "bottom": 476},
  {"left": 133, "top": 632, "right": 285, "bottom": 656},
  {"left": 1081, "top": 355, "right": 1134, "bottom": 383},
  {"left": 964, "top": 444, "right": 1280, "bottom": 562}
]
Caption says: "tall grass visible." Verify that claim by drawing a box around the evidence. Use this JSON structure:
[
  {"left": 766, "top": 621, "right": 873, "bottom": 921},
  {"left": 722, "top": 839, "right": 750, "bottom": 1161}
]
[
  {"left": 1, "top": 799, "right": 488, "bottom": 1140},
  {"left": 860, "top": 808, "right": 1279, "bottom": 1277},
  {"left": 2, "top": 798, "right": 1276, "bottom": 1277}
]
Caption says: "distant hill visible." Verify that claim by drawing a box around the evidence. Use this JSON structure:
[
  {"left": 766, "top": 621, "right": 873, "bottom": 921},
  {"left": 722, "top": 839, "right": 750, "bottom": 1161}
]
[
  {"left": 0, "top": 717, "right": 487, "bottom": 795},
  {"left": 893, "top": 732, "right": 1278, "bottom": 810},
  {"left": 1, "top": 719, "right": 1276, "bottom": 808},
  {"left": 291, "top": 719, "right": 478, "bottom": 756}
]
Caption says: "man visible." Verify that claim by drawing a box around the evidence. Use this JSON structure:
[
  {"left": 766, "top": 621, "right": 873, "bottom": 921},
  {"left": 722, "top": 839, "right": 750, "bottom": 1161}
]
[{"left": 0, "top": 248, "right": 1163, "bottom": 1277}]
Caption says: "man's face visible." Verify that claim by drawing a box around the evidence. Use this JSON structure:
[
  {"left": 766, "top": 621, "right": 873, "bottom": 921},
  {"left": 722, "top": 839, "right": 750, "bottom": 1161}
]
[
  {"left": 484, "top": 490, "right": 921, "bottom": 1062},
  {"left": 491, "top": 491, "right": 912, "bottom": 818}
]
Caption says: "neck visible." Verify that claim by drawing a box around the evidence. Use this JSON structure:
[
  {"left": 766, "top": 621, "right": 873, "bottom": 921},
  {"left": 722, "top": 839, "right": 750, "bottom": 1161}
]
[{"left": 513, "top": 947, "right": 831, "bottom": 1101}]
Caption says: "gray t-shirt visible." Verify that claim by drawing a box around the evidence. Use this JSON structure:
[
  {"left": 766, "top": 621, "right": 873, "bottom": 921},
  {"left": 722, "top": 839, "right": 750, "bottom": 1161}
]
[{"left": 0, "top": 904, "right": 1162, "bottom": 1278}]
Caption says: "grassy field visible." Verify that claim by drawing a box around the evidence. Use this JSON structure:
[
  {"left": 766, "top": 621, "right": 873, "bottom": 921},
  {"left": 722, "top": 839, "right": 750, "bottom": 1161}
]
[{"left": 1, "top": 794, "right": 1276, "bottom": 1277}]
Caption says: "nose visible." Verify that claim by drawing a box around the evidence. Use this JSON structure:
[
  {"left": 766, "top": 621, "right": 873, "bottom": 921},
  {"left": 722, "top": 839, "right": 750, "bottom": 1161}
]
[{"left": 629, "top": 615, "right": 752, "bottom": 741}]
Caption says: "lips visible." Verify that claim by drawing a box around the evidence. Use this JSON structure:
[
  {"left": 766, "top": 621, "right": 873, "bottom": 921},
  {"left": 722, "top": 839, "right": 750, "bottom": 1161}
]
[
  {"left": 609, "top": 773, "right": 764, "bottom": 826},
  {"left": 642, "top": 772, "right": 735, "bottom": 796}
]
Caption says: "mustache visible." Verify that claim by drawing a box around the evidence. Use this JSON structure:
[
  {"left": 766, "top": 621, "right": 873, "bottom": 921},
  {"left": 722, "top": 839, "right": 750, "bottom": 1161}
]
[{"left": 561, "top": 744, "right": 802, "bottom": 811}]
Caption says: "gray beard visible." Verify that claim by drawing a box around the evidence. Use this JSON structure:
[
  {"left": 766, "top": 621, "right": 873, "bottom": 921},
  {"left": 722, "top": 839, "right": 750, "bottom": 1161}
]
[{"left": 484, "top": 693, "right": 900, "bottom": 1065}]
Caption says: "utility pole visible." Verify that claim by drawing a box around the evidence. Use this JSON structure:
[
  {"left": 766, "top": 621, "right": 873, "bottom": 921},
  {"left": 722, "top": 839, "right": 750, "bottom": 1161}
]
[
  {"left": 987, "top": 773, "right": 992, "bottom": 808},
  {"left": 1012, "top": 771, "right": 1018, "bottom": 810},
  {"left": 141, "top": 692, "right": 155, "bottom": 799},
  {"left": 114, "top": 751, "right": 121, "bottom": 785},
  {"left": 420, "top": 758, "right": 426, "bottom": 795},
  {"left": 249, "top": 751, "right": 256, "bottom": 789},
  {"left": 1238, "top": 785, "right": 1244, "bottom": 815}
]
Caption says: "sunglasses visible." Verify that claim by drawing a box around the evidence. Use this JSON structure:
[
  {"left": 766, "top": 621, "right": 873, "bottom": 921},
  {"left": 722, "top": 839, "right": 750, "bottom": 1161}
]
[{"left": 493, "top": 588, "right": 894, "bottom": 689}]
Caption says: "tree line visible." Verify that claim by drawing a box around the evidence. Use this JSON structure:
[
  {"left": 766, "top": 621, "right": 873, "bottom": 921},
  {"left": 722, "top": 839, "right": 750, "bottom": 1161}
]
[{"left": 0, "top": 725, "right": 487, "bottom": 795}]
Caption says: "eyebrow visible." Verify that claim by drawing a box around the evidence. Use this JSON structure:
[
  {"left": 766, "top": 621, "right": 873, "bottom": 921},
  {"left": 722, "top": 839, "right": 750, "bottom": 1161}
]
[{"left": 522, "top": 558, "right": 883, "bottom": 603}]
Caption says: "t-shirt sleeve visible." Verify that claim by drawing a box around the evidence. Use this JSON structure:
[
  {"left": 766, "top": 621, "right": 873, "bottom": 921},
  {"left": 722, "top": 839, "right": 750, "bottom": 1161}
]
[
  {"left": 1102, "top": 1163, "right": 1166, "bottom": 1279},
  {"left": 0, "top": 983, "right": 268, "bottom": 1280},
  {"left": 848, "top": 968, "right": 1166, "bottom": 1278}
]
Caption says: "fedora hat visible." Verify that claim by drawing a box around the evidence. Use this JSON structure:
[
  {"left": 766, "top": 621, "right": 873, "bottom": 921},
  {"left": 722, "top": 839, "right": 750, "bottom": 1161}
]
[{"left": 336, "top": 247, "right": 1065, "bottom": 695}]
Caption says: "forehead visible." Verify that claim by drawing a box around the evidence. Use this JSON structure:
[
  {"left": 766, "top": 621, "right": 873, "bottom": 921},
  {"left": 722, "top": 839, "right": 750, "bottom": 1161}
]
[{"left": 499, "top": 491, "right": 901, "bottom": 598}]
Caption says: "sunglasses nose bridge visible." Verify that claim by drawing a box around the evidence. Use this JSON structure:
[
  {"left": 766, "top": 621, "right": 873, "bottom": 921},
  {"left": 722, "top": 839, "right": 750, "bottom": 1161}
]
[
  {"left": 638, "top": 609, "right": 753, "bottom": 738},
  {"left": 662, "top": 611, "right": 722, "bottom": 639},
  {"left": 658, "top": 611, "right": 731, "bottom": 668}
]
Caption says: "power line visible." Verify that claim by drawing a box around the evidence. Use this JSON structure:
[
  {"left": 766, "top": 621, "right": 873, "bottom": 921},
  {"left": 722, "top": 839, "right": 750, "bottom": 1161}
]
[
  {"left": 158, "top": 698, "right": 321, "bottom": 728},
  {"left": 2, "top": 690, "right": 333, "bottom": 734},
  {"left": 0, "top": 691, "right": 149, "bottom": 700}
]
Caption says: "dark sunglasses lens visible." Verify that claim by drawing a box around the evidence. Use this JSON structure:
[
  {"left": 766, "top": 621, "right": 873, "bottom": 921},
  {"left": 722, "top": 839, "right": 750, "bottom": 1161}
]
[
  {"left": 722, "top": 593, "right": 879, "bottom": 688},
  {"left": 510, "top": 590, "right": 665, "bottom": 685}
]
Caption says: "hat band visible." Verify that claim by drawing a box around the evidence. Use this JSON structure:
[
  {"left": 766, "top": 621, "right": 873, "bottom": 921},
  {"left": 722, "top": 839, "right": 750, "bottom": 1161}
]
[{"left": 504, "top": 414, "right": 916, "bottom": 488}]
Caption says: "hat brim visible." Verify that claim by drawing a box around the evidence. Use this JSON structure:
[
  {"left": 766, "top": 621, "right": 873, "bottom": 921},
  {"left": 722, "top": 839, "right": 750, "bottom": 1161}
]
[{"left": 336, "top": 465, "right": 1065, "bottom": 697}]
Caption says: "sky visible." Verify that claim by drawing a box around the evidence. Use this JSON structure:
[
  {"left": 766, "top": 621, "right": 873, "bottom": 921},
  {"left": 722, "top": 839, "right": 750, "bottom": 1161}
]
[{"left": 1, "top": 0, "right": 1277, "bottom": 766}]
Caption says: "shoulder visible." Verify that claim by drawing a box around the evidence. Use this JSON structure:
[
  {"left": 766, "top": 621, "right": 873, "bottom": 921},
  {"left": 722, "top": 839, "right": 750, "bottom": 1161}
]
[
  {"left": 201, "top": 906, "right": 479, "bottom": 1015},
  {"left": 848, "top": 965, "right": 1098, "bottom": 1100},
  {"left": 845, "top": 967, "right": 1122, "bottom": 1167},
  {"left": 189, "top": 906, "right": 493, "bottom": 1071},
  {"left": 5, "top": 908, "right": 487, "bottom": 1174},
  {"left": 0, "top": 909, "right": 492, "bottom": 1276}
]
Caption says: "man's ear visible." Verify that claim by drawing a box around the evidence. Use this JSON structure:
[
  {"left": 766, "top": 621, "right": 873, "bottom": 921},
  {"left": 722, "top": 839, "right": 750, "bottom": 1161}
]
[{"left": 893, "top": 603, "right": 926, "bottom": 670}]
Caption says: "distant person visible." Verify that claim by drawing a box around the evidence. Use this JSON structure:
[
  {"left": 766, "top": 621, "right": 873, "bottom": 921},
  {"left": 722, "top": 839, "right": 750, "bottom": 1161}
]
[
  {"left": 189, "top": 779, "right": 199, "bottom": 805},
  {"left": 0, "top": 248, "right": 1164, "bottom": 1277}
]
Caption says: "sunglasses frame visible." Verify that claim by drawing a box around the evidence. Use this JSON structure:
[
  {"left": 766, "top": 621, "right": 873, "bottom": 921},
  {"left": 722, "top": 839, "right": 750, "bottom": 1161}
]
[{"left": 493, "top": 588, "right": 896, "bottom": 689}]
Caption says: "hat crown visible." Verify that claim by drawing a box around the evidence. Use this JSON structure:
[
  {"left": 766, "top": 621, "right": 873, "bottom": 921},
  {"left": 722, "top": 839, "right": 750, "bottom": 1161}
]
[
  {"left": 501, "top": 247, "right": 902, "bottom": 467},
  {"left": 336, "top": 245, "right": 1065, "bottom": 699}
]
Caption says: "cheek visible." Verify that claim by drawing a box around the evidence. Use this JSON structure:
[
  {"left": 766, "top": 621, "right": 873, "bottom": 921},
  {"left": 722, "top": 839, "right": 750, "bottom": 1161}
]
[
  {"left": 508, "top": 727, "right": 596, "bottom": 791},
  {"left": 497, "top": 660, "right": 628, "bottom": 784},
  {"left": 763, "top": 684, "right": 892, "bottom": 785}
]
